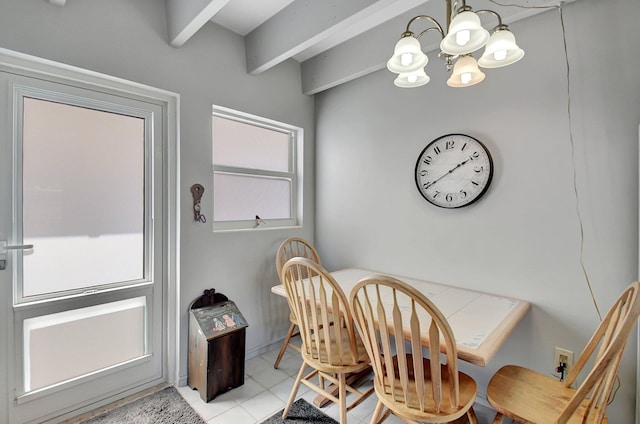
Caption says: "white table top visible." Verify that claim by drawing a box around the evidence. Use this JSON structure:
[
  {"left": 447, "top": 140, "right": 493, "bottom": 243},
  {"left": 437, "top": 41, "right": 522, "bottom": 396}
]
[{"left": 271, "top": 268, "right": 531, "bottom": 367}]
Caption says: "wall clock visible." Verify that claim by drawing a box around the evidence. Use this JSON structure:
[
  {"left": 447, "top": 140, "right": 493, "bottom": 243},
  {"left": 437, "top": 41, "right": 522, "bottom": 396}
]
[{"left": 414, "top": 134, "right": 493, "bottom": 208}]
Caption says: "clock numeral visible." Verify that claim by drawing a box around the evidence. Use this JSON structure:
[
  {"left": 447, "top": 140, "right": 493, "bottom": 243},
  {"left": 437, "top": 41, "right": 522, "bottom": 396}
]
[
  {"left": 461, "top": 142, "right": 467, "bottom": 151},
  {"left": 445, "top": 193, "right": 454, "bottom": 202},
  {"left": 471, "top": 181, "right": 479, "bottom": 186},
  {"left": 445, "top": 140, "right": 455, "bottom": 150},
  {"left": 433, "top": 146, "right": 441, "bottom": 155},
  {"left": 423, "top": 155, "right": 432, "bottom": 165},
  {"left": 469, "top": 151, "right": 480, "bottom": 160},
  {"left": 420, "top": 169, "right": 428, "bottom": 176},
  {"left": 459, "top": 189, "right": 467, "bottom": 199},
  {"left": 423, "top": 182, "right": 434, "bottom": 190},
  {"left": 433, "top": 190, "right": 441, "bottom": 198},
  {"left": 474, "top": 166, "right": 484, "bottom": 173}
]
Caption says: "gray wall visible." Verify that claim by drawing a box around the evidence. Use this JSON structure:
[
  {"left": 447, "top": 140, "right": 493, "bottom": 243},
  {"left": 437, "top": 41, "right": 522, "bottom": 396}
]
[
  {"left": 0, "top": 0, "right": 314, "bottom": 384},
  {"left": 314, "top": 0, "right": 639, "bottom": 422},
  {"left": 2, "top": 0, "right": 640, "bottom": 421}
]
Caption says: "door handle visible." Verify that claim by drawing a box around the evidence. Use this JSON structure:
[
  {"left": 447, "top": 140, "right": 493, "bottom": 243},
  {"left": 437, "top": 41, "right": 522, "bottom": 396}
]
[
  {"left": 0, "top": 241, "right": 34, "bottom": 271},
  {"left": 1, "top": 244, "right": 34, "bottom": 251}
]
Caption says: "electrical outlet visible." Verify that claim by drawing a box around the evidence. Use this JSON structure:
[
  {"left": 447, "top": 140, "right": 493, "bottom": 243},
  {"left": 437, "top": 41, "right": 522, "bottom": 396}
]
[{"left": 554, "top": 347, "right": 574, "bottom": 375}]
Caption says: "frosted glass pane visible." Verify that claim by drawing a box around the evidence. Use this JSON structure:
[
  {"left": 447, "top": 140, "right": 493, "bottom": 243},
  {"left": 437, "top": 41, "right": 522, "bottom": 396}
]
[
  {"left": 213, "top": 173, "right": 291, "bottom": 221},
  {"left": 213, "top": 115, "right": 290, "bottom": 172},
  {"left": 24, "top": 297, "right": 146, "bottom": 391},
  {"left": 22, "top": 98, "right": 145, "bottom": 297}
]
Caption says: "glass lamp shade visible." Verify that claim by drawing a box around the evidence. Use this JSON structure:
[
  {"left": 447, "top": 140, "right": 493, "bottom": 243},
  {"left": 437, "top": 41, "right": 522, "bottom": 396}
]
[
  {"left": 394, "top": 68, "right": 430, "bottom": 88},
  {"left": 478, "top": 29, "right": 524, "bottom": 68},
  {"left": 447, "top": 55, "right": 485, "bottom": 87},
  {"left": 387, "top": 36, "right": 428, "bottom": 74},
  {"left": 440, "top": 11, "right": 490, "bottom": 56}
]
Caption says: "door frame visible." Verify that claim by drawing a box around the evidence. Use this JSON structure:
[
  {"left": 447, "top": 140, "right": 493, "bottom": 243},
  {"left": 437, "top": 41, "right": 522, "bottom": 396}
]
[{"left": 0, "top": 47, "right": 180, "bottom": 423}]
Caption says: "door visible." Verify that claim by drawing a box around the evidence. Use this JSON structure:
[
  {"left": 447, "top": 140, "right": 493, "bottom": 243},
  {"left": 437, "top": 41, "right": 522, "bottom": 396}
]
[{"left": 0, "top": 65, "right": 167, "bottom": 423}]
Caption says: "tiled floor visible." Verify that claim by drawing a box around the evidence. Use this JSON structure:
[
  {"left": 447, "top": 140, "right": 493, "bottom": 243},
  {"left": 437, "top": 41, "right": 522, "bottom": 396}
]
[{"left": 177, "top": 345, "right": 498, "bottom": 424}]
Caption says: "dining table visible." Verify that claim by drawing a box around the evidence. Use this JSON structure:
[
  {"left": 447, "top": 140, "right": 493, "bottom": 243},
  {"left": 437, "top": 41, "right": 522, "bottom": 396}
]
[{"left": 271, "top": 267, "right": 531, "bottom": 368}]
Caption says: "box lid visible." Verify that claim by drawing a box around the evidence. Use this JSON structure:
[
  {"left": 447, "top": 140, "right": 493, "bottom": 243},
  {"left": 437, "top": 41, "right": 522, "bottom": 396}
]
[{"left": 190, "top": 300, "right": 248, "bottom": 340}]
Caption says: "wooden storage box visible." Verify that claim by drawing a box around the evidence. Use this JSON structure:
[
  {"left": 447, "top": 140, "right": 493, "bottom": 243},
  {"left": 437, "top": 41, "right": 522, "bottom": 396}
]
[{"left": 187, "top": 290, "right": 248, "bottom": 402}]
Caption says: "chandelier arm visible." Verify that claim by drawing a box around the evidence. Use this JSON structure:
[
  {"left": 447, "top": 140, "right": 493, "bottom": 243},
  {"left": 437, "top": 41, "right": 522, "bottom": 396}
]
[
  {"left": 404, "top": 15, "right": 445, "bottom": 39},
  {"left": 475, "top": 9, "right": 505, "bottom": 29},
  {"left": 416, "top": 26, "right": 446, "bottom": 40}
]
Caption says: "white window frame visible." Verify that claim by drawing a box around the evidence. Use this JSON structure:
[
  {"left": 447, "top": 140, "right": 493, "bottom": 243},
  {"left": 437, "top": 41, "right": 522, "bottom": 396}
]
[{"left": 212, "top": 105, "right": 303, "bottom": 231}]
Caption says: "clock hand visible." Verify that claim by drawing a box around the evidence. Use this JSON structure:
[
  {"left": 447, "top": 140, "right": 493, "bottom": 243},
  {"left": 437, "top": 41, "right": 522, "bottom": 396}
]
[{"left": 426, "top": 157, "right": 472, "bottom": 189}]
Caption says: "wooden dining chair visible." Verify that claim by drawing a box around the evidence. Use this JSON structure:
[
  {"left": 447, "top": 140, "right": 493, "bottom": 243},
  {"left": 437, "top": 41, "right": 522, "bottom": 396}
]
[
  {"left": 280, "top": 257, "right": 374, "bottom": 424},
  {"left": 487, "top": 281, "right": 640, "bottom": 424},
  {"left": 273, "top": 237, "right": 323, "bottom": 369},
  {"left": 350, "top": 274, "right": 478, "bottom": 424}
]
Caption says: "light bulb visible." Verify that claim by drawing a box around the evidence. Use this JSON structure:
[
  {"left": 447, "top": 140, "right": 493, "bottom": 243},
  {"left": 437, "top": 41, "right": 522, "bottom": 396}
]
[
  {"left": 401, "top": 53, "right": 413, "bottom": 66},
  {"left": 493, "top": 49, "right": 507, "bottom": 61},
  {"left": 461, "top": 72, "right": 472, "bottom": 85},
  {"left": 456, "top": 30, "right": 471, "bottom": 46}
]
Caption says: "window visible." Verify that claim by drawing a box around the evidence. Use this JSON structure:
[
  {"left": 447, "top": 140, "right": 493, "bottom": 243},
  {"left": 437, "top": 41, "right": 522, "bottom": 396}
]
[{"left": 212, "top": 106, "right": 302, "bottom": 231}]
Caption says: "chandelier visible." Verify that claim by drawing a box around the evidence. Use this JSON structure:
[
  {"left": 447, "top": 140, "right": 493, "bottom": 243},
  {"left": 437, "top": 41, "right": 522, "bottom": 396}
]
[{"left": 387, "top": 0, "right": 524, "bottom": 88}]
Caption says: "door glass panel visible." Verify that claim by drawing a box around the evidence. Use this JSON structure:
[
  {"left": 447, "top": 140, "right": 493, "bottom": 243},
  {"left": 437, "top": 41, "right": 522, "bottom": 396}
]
[
  {"left": 23, "top": 297, "right": 146, "bottom": 392},
  {"left": 22, "top": 98, "right": 145, "bottom": 298}
]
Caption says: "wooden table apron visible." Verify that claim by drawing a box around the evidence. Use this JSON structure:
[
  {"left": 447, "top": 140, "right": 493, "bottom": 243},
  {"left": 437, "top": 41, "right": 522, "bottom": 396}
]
[{"left": 271, "top": 268, "right": 531, "bottom": 367}]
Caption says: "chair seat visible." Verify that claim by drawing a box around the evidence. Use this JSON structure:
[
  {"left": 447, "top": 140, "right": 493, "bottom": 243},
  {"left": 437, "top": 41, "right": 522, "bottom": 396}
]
[
  {"left": 487, "top": 365, "right": 609, "bottom": 424},
  {"left": 302, "top": 327, "right": 370, "bottom": 374},
  {"left": 375, "top": 354, "right": 477, "bottom": 423}
]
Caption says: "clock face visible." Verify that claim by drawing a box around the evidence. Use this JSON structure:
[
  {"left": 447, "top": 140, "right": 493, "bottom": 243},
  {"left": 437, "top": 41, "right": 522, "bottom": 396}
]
[{"left": 415, "top": 134, "right": 493, "bottom": 208}]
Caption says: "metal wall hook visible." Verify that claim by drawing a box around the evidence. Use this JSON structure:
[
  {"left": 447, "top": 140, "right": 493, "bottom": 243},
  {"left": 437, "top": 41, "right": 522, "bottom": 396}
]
[{"left": 191, "top": 184, "right": 206, "bottom": 223}]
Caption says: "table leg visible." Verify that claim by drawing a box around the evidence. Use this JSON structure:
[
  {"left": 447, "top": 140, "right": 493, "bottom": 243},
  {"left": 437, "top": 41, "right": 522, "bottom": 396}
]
[{"left": 312, "top": 368, "right": 372, "bottom": 408}]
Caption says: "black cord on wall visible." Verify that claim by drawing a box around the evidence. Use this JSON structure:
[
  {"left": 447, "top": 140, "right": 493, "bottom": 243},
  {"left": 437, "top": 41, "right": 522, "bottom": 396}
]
[
  {"left": 487, "top": 0, "right": 623, "bottom": 403},
  {"left": 487, "top": 0, "right": 603, "bottom": 320}
]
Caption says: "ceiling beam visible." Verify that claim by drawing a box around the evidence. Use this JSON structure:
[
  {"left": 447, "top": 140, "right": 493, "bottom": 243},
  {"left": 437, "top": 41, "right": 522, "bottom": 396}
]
[
  {"left": 166, "top": 0, "right": 231, "bottom": 47},
  {"left": 300, "top": 23, "right": 396, "bottom": 96},
  {"left": 244, "top": 0, "right": 429, "bottom": 75}
]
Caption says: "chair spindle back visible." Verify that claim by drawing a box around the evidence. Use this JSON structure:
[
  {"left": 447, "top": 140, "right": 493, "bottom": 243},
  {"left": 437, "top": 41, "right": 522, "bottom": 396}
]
[
  {"left": 276, "top": 237, "right": 321, "bottom": 282},
  {"left": 350, "top": 275, "right": 461, "bottom": 413},
  {"left": 281, "top": 257, "right": 361, "bottom": 368},
  {"left": 558, "top": 281, "right": 640, "bottom": 423}
]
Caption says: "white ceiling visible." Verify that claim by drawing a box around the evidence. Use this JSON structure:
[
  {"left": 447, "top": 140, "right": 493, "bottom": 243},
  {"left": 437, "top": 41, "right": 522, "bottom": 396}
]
[{"left": 162, "top": 0, "right": 572, "bottom": 95}]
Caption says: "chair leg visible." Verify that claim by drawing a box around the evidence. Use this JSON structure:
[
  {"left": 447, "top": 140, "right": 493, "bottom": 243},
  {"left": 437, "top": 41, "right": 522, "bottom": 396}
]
[
  {"left": 282, "top": 362, "right": 307, "bottom": 419},
  {"left": 491, "top": 412, "right": 505, "bottom": 424},
  {"left": 274, "top": 322, "right": 297, "bottom": 369},
  {"left": 467, "top": 406, "right": 478, "bottom": 424},
  {"left": 369, "top": 400, "right": 385, "bottom": 424},
  {"left": 338, "top": 372, "right": 347, "bottom": 424}
]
